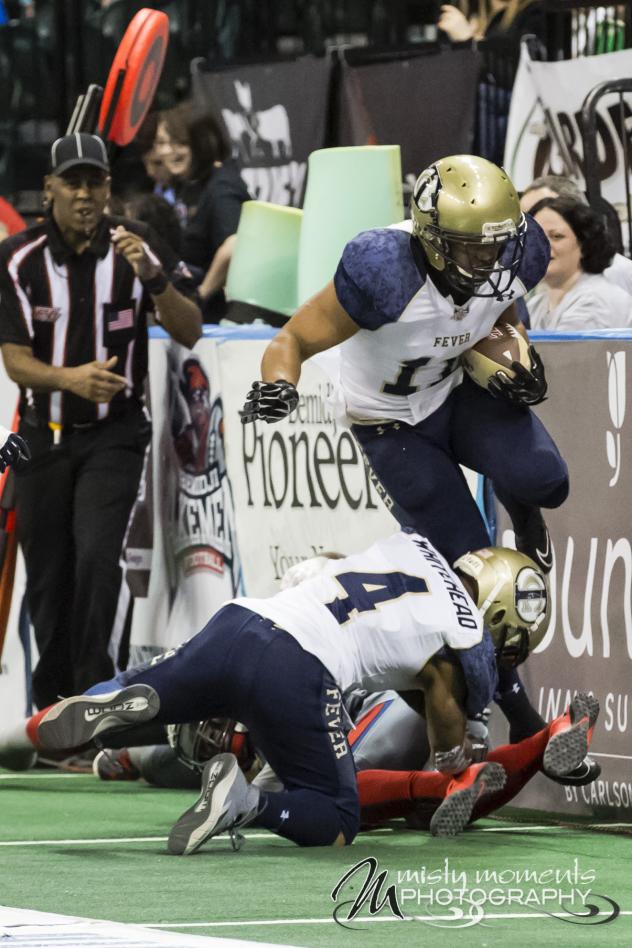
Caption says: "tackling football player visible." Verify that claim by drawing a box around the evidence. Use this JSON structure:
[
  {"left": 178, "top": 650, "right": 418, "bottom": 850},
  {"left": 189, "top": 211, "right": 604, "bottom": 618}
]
[{"left": 1, "top": 531, "right": 556, "bottom": 850}]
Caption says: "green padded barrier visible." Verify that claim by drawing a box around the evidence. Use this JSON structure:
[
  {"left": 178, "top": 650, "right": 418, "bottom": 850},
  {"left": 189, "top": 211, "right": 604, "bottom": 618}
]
[
  {"left": 225, "top": 200, "right": 303, "bottom": 317},
  {"left": 297, "top": 145, "right": 404, "bottom": 304}
]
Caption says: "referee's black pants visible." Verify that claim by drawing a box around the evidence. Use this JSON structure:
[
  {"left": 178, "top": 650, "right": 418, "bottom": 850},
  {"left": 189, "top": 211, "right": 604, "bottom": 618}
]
[{"left": 15, "top": 407, "right": 151, "bottom": 709}]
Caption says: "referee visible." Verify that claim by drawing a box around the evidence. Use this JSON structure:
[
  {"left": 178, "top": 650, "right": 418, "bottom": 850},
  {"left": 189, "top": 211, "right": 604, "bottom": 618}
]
[{"left": 0, "top": 133, "right": 202, "bottom": 709}]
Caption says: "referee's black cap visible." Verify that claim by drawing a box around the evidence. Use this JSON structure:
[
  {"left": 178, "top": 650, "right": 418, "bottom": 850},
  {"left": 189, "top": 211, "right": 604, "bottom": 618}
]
[{"left": 50, "top": 134, "right": 110, "bottom": 177}]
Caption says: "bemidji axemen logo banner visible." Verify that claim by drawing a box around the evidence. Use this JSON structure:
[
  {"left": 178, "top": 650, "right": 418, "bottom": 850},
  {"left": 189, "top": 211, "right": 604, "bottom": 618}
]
[
  {"left": 192, "top": 56, "right": 331, "bottom": 207},
  {"left": 127, "top": 339, "right": 243, "bottom": 658},
  {"left": 493, "top": 337, "right": 632, "bottom": 820},
  {"left": 192, "top": 48, "right": 481, "bottom": 209}
]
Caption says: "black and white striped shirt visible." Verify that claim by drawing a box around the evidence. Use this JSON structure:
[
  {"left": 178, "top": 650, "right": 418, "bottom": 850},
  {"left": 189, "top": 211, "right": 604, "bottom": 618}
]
[{"left": 0, "top": 213, "right": 195, "bottom": 426}]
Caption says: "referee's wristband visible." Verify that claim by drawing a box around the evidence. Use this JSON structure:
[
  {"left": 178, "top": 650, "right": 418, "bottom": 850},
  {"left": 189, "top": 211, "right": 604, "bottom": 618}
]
[{"left": 142, "top": 271, "right": 169, "bottom": 296}]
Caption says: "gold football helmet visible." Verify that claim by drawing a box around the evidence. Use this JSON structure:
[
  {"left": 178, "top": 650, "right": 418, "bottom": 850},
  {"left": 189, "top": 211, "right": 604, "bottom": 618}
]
[
  {"left": 453, "top": 546, "right": 550, "bottom": 666},
  {"left": 410, "top": 155, "right": 527, "bottom": 300}
]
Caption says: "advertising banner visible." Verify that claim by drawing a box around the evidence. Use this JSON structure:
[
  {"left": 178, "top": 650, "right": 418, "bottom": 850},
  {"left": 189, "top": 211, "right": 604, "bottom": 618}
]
[
  {"left": 218, "top": 339, "right": 398, "bottom": 597},
  {"left": 192, "top": 56, "right": 331, "bottom": 206},
  {"left": 127, "top": 339, "right": 243, "bottom": 657},
  {"left": 493, "top": 338, "right": 632, "bottom": 820},
  {"left": 504, "top": 45, "right": 632, "bottom": 206}
]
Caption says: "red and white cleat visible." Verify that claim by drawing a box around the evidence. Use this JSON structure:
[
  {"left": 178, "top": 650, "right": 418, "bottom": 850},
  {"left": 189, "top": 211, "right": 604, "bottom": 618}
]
[
  {"left": 430, "top": 761, "right": 507, "bottom": 837},
  {"left": 543, "top": 692, "right": 599, "bottom": 779}
]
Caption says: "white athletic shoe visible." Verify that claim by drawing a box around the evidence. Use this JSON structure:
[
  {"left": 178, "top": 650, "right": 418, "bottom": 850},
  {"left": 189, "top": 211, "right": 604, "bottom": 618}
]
[{"left": 168, "top": 753, "right": 261, "bottom": 856}]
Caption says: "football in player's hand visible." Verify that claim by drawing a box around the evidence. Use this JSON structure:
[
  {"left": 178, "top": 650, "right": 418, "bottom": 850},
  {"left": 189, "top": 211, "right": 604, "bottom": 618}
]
[{"left": 462, "top": 322, "right": 531, "bottom": 391}]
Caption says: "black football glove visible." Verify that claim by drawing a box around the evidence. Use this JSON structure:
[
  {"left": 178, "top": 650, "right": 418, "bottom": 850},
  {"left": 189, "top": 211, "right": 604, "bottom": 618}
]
[
  {"left": 487, "top": 345, "right": 548, "bottom": 407},
  {"left": 240, "top": 380, "right": 299, "bottom": 424},
  {"left": 0, "top": 432, "right": 31, "bottom": 473}
]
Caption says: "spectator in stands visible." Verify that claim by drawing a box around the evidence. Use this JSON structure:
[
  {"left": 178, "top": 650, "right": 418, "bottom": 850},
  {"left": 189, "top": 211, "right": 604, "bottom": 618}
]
[
  {"left": 155, "top": 101, "right": 250, "bottom": 322},
  {"left": 133, "top": 112, "right": 174, "bottom": 203},
  {"left": 520, "top": 174, "right": 632, "bottom": 297},
  {"left": 527, "top": 196, "right": 632, "bottom": 331},
  {"left": 438, "top": 1, "right": 545, "bottom": 42}
]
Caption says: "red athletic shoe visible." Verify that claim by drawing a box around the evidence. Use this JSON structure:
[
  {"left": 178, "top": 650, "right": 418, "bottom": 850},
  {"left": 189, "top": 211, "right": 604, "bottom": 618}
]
[
  {"left": 430, "top": 761, "right": 506, "bottom": 837},
  {"left": 543, "top": 692, "right": 599, "bottom": 778}
]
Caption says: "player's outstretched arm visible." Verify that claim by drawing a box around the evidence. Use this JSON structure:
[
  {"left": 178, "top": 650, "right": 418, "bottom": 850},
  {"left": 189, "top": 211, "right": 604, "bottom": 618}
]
[
  {"left": 241, "top": 281, "right": 359, "bottom": 424},
  {"left": 418, "top": 656, "right": 470, "bottom": 773},
  {"left": 262, "top": 280, "right": 359, "bottom": 384}
]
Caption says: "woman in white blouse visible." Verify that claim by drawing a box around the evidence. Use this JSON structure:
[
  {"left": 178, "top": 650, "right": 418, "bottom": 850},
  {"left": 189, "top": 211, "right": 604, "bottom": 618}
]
[{"left": 527, "top": 196, "right": 632, "bottom": 331}]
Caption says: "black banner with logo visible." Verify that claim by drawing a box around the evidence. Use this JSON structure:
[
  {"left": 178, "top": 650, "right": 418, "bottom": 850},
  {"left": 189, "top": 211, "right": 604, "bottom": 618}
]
[{"left": 192, "top": 56, "right": 332, "bottom": 207}]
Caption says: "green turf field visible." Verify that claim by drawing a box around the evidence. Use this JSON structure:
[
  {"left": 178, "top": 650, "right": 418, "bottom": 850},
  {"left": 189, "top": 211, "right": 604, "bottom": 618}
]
[{"left": 1, "top": 769, "right": 630, "bottom": 947}]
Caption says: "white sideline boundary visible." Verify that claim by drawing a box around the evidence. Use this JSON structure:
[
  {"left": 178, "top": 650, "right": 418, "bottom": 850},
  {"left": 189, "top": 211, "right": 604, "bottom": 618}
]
[
  {"left": 2, "top": 905, "right": 630, "bottom": 943},
  {"left": 0, "top": 772, "right": 87, "bottom": 780},
  {"left": 151, "top": 910, "right": 632, "bottom": 929},
  {"left": 0, "top": 906, "right": 292, "bottom": 947},
  {"left": 0, "top": 825, "right": 562, "bottom": 847}
]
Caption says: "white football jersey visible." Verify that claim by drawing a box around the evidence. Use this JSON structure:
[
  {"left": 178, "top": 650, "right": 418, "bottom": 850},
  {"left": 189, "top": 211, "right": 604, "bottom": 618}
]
[
  {"left": 233, "top": 531, "right": 483, "bottom": 694},
  {"left": 333, "top": 218, "right": 549, "bottom": 424}
]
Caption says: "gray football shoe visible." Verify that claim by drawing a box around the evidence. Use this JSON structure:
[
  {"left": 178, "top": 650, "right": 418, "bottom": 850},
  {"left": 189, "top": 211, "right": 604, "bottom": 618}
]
[
  {"left": 168, "top": 753, "right": 261, "bottom": 856},
  {"left": 37, "top": 684, "right": 160, "bottom": 751}
]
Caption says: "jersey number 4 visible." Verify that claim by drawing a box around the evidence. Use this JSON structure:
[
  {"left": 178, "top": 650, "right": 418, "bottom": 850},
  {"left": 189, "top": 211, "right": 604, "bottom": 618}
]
[{"left": 325, "top": 571, "right": 429, "bottom": 624}]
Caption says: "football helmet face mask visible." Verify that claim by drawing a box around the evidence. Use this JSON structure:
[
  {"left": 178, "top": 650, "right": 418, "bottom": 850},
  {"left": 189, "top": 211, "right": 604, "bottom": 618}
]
[
  {"left": 411, "top": 155, "right": 527, "bottom": 300},
  {"left": 454, "top": 547, "right": 550, "bottom": 667},
  {"left": 167, "top": 718, "right": 256, "bottom": 774}
]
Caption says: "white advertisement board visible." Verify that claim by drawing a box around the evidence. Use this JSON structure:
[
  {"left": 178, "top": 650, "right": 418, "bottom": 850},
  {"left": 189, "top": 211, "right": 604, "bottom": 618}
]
[{"left": 504, "top": 45, "right": 632, "bottom": 210}]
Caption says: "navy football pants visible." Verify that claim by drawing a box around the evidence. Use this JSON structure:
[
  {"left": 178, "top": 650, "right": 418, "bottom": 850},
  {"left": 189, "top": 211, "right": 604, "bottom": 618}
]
[
  {"left": 96, "top": 604, "right": 360, "bottom": 847},
  {"left": 352, "top": 376, "right": 569, "bottom": 565}
]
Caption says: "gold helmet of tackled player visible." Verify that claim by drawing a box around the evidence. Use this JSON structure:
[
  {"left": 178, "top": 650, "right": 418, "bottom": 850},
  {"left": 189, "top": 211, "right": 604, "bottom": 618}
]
[
  {"left": 453, "top": 547, "right": 550, "bottom": 666},
  {"left": 410, "top": 155, "right": 527, "bottom": 300}
]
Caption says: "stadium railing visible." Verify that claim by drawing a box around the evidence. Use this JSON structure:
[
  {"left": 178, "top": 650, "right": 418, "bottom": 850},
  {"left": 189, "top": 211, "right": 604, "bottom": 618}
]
[{"left": 582, "top": 77, "right": 632, "bottom": 257}]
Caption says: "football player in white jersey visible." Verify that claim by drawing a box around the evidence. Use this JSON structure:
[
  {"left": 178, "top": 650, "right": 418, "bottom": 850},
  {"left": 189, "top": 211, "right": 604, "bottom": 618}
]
[
  {"left": 240, "top": 154, "right": 570, "bottom": 773},
  {"left": 4, "top": 530, "right": 567, "bottom": 849}
]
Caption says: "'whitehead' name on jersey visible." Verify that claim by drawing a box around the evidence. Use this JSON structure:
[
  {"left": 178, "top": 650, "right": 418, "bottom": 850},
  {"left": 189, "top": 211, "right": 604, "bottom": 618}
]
[
  {"left": 234, "top": 531, "right": 484, "bottom": 695},
  {"left": 333, "top": 218, "right": 549, "bottom": 425}
]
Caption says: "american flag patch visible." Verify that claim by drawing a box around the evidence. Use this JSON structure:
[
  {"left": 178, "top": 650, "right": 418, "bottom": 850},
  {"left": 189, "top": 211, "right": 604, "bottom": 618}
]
[{"left": 108, "top": 307, "right": 134, "bottom": 331}]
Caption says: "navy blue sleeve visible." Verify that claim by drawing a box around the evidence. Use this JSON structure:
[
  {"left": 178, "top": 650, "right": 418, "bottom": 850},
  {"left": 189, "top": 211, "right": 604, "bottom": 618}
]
[
  {"left": 333, "top": 228, "right": 425, "bottom": 330},
  {"left": 517, "top": 215, "right": 550, "bottom": 291},
  {"left": 450, "top": 631, "right": 498, "bottom": 717}
]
